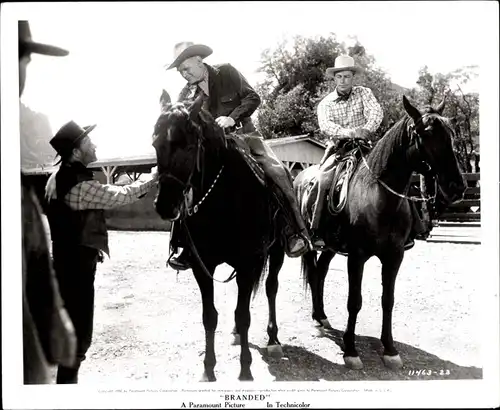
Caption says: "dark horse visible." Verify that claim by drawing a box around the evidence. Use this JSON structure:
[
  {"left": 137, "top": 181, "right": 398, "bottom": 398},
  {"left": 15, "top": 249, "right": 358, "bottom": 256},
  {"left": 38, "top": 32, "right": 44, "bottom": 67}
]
[
  {"left": 152, "top": 92, "right": 286, "bottom": 381},
  {"left": 294, "top": 96, "right": 466, "bottom": 370}
]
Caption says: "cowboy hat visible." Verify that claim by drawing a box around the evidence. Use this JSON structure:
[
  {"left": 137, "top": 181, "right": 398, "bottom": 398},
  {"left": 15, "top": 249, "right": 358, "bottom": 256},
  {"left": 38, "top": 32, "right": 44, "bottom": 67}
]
[
  {"left": 326, "top": 55, "right": 360, "bottom": 77},
  {"left": 50, "top": 121, "right": 96, "bottom": 161},
  {"left": 18, "top": 21, "right": 69, "bottom": 57},
  {"left": 165, "top": 41, "right": 213, "bottom": 70}
]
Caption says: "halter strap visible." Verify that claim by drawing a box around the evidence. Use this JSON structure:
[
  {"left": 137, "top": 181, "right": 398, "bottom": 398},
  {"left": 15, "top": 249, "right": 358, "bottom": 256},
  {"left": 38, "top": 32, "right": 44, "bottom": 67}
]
[{"left": 357, "top": 140, "right": 435, "bottom": 203}]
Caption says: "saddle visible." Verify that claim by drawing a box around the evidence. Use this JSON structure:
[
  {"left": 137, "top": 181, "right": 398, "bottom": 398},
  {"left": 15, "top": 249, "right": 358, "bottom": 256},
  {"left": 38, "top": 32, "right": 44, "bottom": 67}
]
[
  {"left": 326, "top": 139, "right": 372, "bottom": 215},
  {"left": 225, "top": 134, "right": 266, "bottom": 187},
  {"left": 299, "top": 139, "right": 372, "bottom": 226}
]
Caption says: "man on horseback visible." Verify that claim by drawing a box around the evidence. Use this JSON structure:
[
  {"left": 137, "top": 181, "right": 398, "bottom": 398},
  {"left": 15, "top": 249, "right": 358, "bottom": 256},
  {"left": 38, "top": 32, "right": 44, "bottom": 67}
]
[
  {"left": 44, "top": 121, "right": 158, "bottom": 382},
  {"left": 311, "top": 55, "right": 426, "bottom": 250},
  {"left": 164, "top": 42, "right": 311, "bottom": 270}
]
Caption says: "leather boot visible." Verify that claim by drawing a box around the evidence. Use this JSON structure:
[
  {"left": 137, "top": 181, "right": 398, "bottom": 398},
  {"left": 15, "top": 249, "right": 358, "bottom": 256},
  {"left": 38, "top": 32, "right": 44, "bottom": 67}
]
[
  {"left": 168, "top": 249, "right": 191, "bottom": 271},
  {"left": 404, "top": 201, "right": 428, "bottom": 251},
  {"left": 279, "top": 188, "right": 312, "bottom": 258},
  {"left": 244, "top": 135, "right": 311, "bottom": 257}
]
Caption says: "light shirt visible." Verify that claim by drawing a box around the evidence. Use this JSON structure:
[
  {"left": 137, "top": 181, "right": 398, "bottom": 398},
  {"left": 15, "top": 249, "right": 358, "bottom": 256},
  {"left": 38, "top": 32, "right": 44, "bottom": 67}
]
[
  {"left": 317, "top": 85, "right": 383, "bottom": 143},
  {"left": 63, "top": 176, "right": 157, "bottom": 211}
]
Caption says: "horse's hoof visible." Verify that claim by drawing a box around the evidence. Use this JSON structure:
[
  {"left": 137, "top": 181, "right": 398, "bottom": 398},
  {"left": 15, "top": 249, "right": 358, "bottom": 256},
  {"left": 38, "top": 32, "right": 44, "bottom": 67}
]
[
  {"left": 383, "top": 354, "right": 403, "bottom": 370},
  {"left": 267, "top": 344, "right": 284, "bottom": 359},
  {"left": 200, "top": 371, "right": 217, "bottom": 382},
  {"left": 319, "top": 319, "right": 334, "bottom": 333},
  {"left": 231, "top": 333, "right": 241, "bottom": 346},
  {"left": 238, "top": 371, "right": 254, "bottom": 381},
  {"left": 313, "top": 319, "right": 333, "bottom": 337},
  {"left": 344, "top": 355, "right": 364, "bottom": 370}
]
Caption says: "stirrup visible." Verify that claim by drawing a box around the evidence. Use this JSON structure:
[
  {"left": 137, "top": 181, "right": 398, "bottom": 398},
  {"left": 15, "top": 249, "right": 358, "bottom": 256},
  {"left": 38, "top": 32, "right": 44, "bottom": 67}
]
[{"left": 286, "top": 234, "right": 310, "bottom": 258}]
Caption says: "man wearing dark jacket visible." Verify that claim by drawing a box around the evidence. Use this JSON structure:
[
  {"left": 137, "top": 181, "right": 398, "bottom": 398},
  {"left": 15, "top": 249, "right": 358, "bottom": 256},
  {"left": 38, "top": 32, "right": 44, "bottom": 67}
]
[
  {"left": 164, "top": 42, "right": 311, "bottom": 270},
  {"left": 45, "top": 121, "right": 158, "bottom": 383},
  {"left": 18, "top": 20, "right": 77, "bottom": 385}
]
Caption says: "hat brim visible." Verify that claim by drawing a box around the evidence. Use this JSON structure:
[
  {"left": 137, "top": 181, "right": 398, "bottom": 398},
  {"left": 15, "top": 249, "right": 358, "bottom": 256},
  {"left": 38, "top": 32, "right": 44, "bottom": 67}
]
[
  {"left": 326, "top": 66, "right": 360, "bottom": 78},
  {"left": 77, "top": 124, "right": 97, "bottom": 142},
  {"left": 23, "top": 40, "right": 69, "bottom": 57},
  {"left": 53, "top": 124, "right": 97, "bottom": 163},
  {"left": 165, "top": 44, "right": 213, "bottom": 70}
]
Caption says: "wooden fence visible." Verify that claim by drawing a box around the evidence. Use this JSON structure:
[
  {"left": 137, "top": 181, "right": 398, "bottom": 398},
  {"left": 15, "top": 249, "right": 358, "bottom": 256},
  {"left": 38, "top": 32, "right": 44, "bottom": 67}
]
[{"left": 411, "top": 173, "right": 480, "bottom": 223}]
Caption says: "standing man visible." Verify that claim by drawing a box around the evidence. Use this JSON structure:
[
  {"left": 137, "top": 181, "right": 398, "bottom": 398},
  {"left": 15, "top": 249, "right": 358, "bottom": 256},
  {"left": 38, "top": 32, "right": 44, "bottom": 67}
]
[
  {"left": 312, "top": 55, "right": 425, "bottom": 250},
  {"left": 18, "top": 20, "right": 77, "bottom": 384},
  {"left": 45, "top": 121, "right": 158, "bottom": 383},
  {"left": 164, "top": 42, "right": 311, "bottom": 271}
]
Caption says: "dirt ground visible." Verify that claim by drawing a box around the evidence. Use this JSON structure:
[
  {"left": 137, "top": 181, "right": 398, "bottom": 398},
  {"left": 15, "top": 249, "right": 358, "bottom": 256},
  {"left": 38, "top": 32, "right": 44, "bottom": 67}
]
[{"left": 66, "top": 230, "right": 482, "bottom": 385}]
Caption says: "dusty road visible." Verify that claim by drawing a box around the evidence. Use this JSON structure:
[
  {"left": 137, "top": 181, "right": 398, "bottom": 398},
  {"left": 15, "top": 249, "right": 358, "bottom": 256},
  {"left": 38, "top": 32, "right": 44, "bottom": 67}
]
[{"left": 70, "top": 230, "right": 482, "bottom": 385}]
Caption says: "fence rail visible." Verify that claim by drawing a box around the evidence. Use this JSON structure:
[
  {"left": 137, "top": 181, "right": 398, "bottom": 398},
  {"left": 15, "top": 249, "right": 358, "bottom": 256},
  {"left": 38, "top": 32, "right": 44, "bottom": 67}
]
[{"left": 411, "top": 173, "right": 480, "bottom": 223}]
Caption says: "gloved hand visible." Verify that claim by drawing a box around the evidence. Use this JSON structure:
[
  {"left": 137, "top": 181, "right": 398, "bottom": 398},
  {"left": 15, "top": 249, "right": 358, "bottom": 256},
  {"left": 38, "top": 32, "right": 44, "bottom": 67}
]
[
  {"left": 215, "top": 116, "right": 235, "bottom": 129},
  {"left": 354, "top": 128, "right": 371, "bottom": 141}
]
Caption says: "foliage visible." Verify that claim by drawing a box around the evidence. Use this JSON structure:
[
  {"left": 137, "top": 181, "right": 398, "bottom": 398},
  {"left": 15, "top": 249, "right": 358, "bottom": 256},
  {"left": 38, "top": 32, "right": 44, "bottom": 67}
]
[
  {"left": 413, "top": 66, "right": 479, "bottom": 172},
  {"left": 255, "top": 35, "right": 480, "bottom": 172}
]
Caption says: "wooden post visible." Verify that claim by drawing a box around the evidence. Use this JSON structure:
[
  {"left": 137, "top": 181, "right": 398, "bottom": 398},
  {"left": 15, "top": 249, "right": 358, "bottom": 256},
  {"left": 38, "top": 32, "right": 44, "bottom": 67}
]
[{"left": 419, "top": 174, "right": 431, "bottom": 229}]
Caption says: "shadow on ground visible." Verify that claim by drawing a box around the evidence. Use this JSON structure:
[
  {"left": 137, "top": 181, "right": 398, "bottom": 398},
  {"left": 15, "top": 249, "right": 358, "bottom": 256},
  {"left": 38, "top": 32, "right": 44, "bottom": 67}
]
[{"left": 250, "top": 328, "right": 482, "bottom": 381}]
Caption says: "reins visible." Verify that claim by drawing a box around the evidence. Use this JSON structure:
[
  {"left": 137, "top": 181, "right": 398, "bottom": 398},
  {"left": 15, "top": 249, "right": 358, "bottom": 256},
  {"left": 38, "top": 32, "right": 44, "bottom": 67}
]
[
  {"left": 355, "top": 128, "right": 436, "bottom": 203},
  {"left": 182, "top": 220, "right": 237, "bottom": 284}
]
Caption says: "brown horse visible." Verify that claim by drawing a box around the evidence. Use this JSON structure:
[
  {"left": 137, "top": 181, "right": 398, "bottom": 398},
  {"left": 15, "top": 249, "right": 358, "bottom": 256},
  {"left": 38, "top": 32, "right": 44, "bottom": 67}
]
[
  {"left": 294, "top": 96, "right": 466, "bottom": 370},
  {"left": 152, "top": 92, "right": 287, "bottom": 381}
]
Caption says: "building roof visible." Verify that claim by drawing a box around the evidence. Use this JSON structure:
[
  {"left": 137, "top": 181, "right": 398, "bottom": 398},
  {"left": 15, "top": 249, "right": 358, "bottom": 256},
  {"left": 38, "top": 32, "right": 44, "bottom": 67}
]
[
  {"left": 22, "top": 135, "right": 325, "bottom": 174},
  {"left": 87, "top": 153, "right": 157, "bottom": 169},
  {"left": 266, "top": 135, "right": 326, "bottom": 149}
]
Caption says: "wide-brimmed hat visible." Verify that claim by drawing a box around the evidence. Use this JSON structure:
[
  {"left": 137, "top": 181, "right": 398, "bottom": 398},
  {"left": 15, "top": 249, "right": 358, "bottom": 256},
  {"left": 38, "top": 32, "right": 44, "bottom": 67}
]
[
  {"left": 326, "top": 55, "right": 360, "bottom": 78},
  {"left": 50, "top": 121, "right": 96, "bottom": 161},
  {"left": 18, "top": 20, "right": 69, "bottom": 57},
  {"left": 165, "top": 41, "right": 213, "bottom": 70}
]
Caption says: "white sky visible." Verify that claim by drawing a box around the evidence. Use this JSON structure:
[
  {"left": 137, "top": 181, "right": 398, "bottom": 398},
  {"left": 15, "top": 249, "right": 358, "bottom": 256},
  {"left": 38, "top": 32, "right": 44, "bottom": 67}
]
[{"left": 6, "top": 1, "right": 498, "bottom": 158}]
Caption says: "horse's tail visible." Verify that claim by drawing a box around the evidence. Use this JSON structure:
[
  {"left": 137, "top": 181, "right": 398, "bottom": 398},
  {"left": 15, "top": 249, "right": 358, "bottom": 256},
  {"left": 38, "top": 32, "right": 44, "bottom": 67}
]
[{"left": 300, "top": 250, "right": 317, "bottom": 294}]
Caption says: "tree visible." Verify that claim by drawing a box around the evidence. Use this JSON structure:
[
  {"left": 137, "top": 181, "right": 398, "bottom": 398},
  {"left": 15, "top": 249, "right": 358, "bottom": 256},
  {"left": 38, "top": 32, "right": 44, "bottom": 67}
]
[
  {"left": 413, "top": 66, "right": 479, "bottom": 172},
  {"left": 256, "top": 34, "right": 344, "bottom": 139},
  {"left": 256, "top": 35, "right": 405, "bottom": 142},
  {"left": 256, "top": 35, "right": 479, "bottom": 175}
]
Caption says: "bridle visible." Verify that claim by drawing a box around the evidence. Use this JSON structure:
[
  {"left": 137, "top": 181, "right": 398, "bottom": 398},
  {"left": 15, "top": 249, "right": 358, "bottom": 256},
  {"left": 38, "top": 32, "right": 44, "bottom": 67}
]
[
  {"left": 358, "top": 114, "right": 437, "bottom": 203},
  {"left": 156, "top": 117, "right": 232, "bottom": 283}
]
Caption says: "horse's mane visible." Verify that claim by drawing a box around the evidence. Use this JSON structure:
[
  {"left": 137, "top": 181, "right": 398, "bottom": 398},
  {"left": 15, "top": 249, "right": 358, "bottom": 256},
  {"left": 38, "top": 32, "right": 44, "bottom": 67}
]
[
  {"left": 360, "top": 105, "right": 451, "bottom": 180},
  {"left": 155, "top": 101, "right": 226, "bottom": 154},
  {"left": 361, "top": 116, "right": 412, "bottom": 180}
]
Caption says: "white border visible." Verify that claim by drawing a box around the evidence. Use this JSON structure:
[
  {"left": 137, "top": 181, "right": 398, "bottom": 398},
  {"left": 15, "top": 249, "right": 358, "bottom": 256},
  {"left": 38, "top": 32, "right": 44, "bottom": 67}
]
[{"left": 2, "top": 2, "right": 499, "bottom": 409}]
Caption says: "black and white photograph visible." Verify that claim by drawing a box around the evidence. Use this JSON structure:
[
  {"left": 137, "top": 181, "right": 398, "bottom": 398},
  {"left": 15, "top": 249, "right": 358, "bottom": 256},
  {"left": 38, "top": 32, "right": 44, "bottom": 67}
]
[{"left": 1, "top": 1, "right": 499, "bottom": 409}]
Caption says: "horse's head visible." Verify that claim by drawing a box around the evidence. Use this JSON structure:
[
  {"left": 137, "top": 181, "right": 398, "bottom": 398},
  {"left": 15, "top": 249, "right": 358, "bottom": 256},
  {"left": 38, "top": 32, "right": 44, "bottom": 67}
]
[
  {"left": 403, "top": 95, "right": 466, "bottom": 204},
  {"left": 152, "top": 90, "right": 226, "bottom": 220},
  {"left": 152, "top": 91, "right": 205, "bottom": 220}
]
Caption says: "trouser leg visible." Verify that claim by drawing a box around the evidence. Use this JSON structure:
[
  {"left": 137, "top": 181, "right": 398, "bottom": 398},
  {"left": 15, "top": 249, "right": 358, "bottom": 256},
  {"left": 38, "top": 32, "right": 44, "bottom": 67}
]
[
  {"left": 409, "top": 201, "right": 427, "bottom": 238},
  {"left": 53, "top": 245, "right": 99, "bottom": 383},
  {"left": 310, "top": 155, "right": 338, "bottom": 232},
  {"left": 243, "top": 134, "right": 309, "bottom": 239}
]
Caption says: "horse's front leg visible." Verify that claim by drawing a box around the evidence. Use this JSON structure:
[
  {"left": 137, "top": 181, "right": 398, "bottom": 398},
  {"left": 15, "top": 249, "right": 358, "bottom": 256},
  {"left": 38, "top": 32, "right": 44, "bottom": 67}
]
[
  {"left": 265, "top": 241, "right": 285, "bottom": 358},
  {"left": 315, "top": 250, "right": 336, "bottom": 333},
  {"left": 234, "top": 268, "right": 260, "bottom": 381},
  {"left": 379, "top": 249, "right": 405, "bottom": 370},
  {"left": 305, "top": 250, "right": 335, "bottom": 334},
  {"left": 343, "top": 253, "right": 369, "bottom": 370},
  {"left": 192, "top": 265, "right": 218, "bottom": 382}
]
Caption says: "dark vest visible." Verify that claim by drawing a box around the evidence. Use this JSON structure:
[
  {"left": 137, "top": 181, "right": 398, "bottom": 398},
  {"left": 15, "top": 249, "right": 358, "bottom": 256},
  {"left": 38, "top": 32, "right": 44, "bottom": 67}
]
[{"left": 47, "top": 162, "right": 109, "bottom": 256}]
